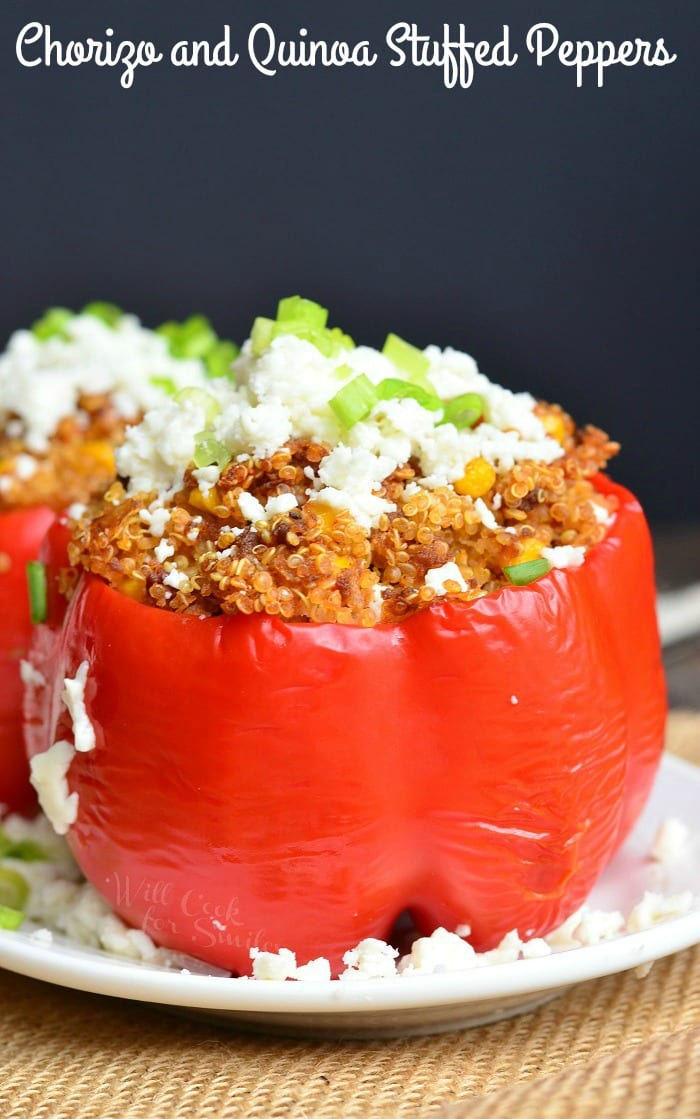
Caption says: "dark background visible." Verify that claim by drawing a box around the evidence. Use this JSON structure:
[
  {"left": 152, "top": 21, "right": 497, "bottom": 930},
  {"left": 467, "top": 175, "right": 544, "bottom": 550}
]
[{"left": 1, "top": 0, "right": 697, "bottom": 522}]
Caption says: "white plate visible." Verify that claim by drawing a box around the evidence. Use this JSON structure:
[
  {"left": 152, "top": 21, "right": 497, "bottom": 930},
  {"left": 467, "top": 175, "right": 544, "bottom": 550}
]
[{"left": 1, "top": 754, "right": 699, "bottom": 1039}]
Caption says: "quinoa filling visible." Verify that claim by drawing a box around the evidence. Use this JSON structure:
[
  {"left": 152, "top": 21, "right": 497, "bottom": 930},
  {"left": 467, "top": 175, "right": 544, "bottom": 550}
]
[{"left": 67, "top": 298, "right": 619, "bottom": 626}]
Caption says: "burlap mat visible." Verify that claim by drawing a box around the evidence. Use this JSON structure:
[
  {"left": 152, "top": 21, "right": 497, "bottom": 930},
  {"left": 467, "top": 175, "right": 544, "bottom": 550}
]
[{"left": 1, "top": 711, "right": 698, "bottom": 1119}]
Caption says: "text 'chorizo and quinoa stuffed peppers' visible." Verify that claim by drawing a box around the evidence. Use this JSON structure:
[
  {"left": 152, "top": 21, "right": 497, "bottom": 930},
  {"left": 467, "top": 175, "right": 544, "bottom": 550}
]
[
  {"left": 25, "top": 296, "right": 666, "bottom": 977},
  {"left": 0, "top": 303, "right": 236, "bottom": 815}
]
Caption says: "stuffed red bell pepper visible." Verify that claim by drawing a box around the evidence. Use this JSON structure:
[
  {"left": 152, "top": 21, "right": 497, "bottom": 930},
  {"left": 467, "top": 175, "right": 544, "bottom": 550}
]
[
  {"left": 0, "top": 304, "right": 236, "bottom": 815},
  {"left": 24, "top": 297, "right": 666, "bottom": 977}
]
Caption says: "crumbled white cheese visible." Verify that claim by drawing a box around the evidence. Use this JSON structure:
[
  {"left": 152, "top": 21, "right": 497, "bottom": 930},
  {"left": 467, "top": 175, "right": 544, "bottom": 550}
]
[
  {"left": 163, "top": 568, "right": 188, "bottom": 590},
  {"left": 67, "top": 503, "right": 86, "bottom": 520},
  {"left": 425, "top": 561, "right": 468, "bottom": 596},
  {"left": 398, "top": 928, "right": 478, "bottom": 975},
  {"left": 62, "top": 661, "right": 95, "bottom": 754},
  {"left": 478, "top": 929, "right": 524, "bottom": 965},
  {"left": 340, "top": 937, "right": 399, "bottom": 980},
  {"left": 30, "top": 927, "right": 54, "bottom": 944},
  {"left": 192, "top": 465, "right": 221, "bottom": 494},
  {"left": 592, "top": 501, "right": 614, "bottom": 525},
  {"left": 294, "top": 957, "right": 333, "bottom": 982},
  {"left": 238, "top": 490, "right": 299, "bottom": 524},
  {"left": 250, "top": 947, "right": 297, "bottom": 981},
  {"left": 474, "top": 497, "right": 499, "bottom": 532},
  {"left": 0, "top": 312, "right": 210, "bottom": 452},
  {"left": 266, "top": 492, "right": 298, "bottom": 517},
  {"left": 626, "top": 891, "right": 694, "bottom": 932},
  {"left": 154, "top": 539, "right": 175, "bottom": 564},
  {"left": 20, "top": 659, "right": 46, "bottom": 688},
  {"left": 521, "top": 938, "right": 551, "bottom": 959},
  {"left": 113, "top": 327, "right": 564, "bottom": 530},
  {"left": 237, "top": 492, "right": 265, "bottom": 522},
  {"left": 541, "top": 545, "right": 586, "bottom": 569},
  {"left": 14, "top": 453, "right": 38, "bottom": 479},
  {"left": 575, "top": 908, "right": 625, "bottom": 945},
  {"left": 650, "top": 817, "right": 690, "bottom": 864},
  {"left": 28, "top": 741, "right": 78, "bottom": 835},
  {"left": 139, "top": 503, "right": 171, "bottom": 538}
]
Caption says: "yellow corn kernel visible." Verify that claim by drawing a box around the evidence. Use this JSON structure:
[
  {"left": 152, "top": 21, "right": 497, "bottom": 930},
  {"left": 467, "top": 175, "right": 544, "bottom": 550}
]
[
  {"left": 513, "top": 539, "right": 545, "bottom": 565},
  {"left": 119, "top": 577, "right": 144, "bottom": 600},
  {"left": 188, "top": 486, "right": 222, "bottom": 514},
  {"left": 541, "top": 413, "right": 567, "bottom": 444},
  {"left": 454, "top": 457, "right": 496, "bottom": 498},
  {"left": 306, "top": 502, "right": 337, "bottom": 533},
  {"left": 332, "top": 555, "right": 352, "bottom": 571},
  {"left": 82, "top": 440, "right": 115, "bottom": 473}
]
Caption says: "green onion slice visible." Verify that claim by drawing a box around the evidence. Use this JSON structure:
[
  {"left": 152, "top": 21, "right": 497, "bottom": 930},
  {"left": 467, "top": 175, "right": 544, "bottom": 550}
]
[
  {"left": 31, "top": 307, "right": 73, "bottom": 342},
  {"left": 0, "top": 867, "right": 29, "bottom": 911},
  {"left": 251, "top": 300, "right": 353, "bottom": 359},
  {"left": 0, "top": 905, "right": 24, "bottom": 931},
  {"left": 0, "top": 829, "right": 47, "bottom": 862},
  {"left": 175, "top": 388, "right": 221, "bottom": 426},
  {"left": 251, "top": 317, "right": 275, "bottom": 356},
  {"left": 382, "top": 333, "right": 430, "bottom": 381},
  {"left": 503, "top": 558, "right": 551, "bottom": 586},
  {"left": 329, "top": 374, "right": 378, "bottom": 428},
  {"left": 26, "top": 561, "right": 47, "bottom": 625},
  {"left": 193, "top": 432, "right": 231, "bottom": 470},
  {"left": 205, "top": 340, "right": 239, "bottom": 379},
  {"left": 149, "top": 375, "right": 178, "bottom": 397},
  {"left": 276, "top": 296, "right": 328, "bottom": 330},
  {"left": 439, "top": 392, "right": 485, "bottom": 430},
  {"left": 376, "top": 378, "right": 442, "bottom": 411},
  {"left": 82, "top": 301, "right": 123, "bottom": 327},
  {"left": 165, "top": 315, "right": 218, "bottom": 361}
]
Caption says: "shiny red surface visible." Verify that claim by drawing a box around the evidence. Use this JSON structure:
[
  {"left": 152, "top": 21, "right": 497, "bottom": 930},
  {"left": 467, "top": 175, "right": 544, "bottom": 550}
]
[
  {"left": 26, "top": 481, "right": 667, "bottom": 975},
  {"left": 0, "top": 505, "right": 55, "bottom": 816}
]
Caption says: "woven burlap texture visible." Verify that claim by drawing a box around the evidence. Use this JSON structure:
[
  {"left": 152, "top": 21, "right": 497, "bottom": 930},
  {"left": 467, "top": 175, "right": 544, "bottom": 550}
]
[{"left": 1, "top": 710, "right": 698, "bottom": 1119}]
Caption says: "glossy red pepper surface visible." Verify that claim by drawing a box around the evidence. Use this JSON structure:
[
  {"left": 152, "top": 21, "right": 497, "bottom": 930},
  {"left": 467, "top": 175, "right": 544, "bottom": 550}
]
[
  {"left": 0, "top": 505, "right": 56, "bottom": 816},
  {"left": 26, "top": 480, "right": 666, "bottom": 975}
]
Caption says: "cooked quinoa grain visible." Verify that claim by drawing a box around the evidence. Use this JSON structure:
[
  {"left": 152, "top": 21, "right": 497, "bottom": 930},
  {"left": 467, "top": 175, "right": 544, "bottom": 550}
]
[{"left": 68, "top": 300, "right": 620, "bottom": 626}]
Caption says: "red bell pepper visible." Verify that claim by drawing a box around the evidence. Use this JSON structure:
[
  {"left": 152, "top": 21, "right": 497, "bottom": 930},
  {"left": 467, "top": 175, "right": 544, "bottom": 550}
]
[
  {"left": 0, "top": 505, "right": 56, "bottom": 816},
  {"left": 25, "top": 479, "right": 666, "bottom": 975}
]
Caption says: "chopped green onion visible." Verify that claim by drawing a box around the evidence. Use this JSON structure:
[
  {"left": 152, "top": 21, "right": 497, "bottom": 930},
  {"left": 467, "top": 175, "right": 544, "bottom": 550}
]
[
  {"left": 439, "top": 392, "right": 484, "bottom": 430},
  {"left": 329, "top": 374, "right": 378, "bottom": 428},
  {"left": 0, "top": 867, "right": 29, "bottom": 911},
  {"left": 193, "top": 432, "right": 231, "bottom": 470},
  {"left": 149, "top": 375, "right": 178, "bottom": 397},
  {"left": 205, "top": 340, "right": 239, "bottom": 379},
  {"left": 174, "top": 388, "right": 221, "bottom": 426},
  {"left": 26, "top": 561, "right": 47, "bottom": 625},
  {"left": 382, "top": 333, "right": 430, "bottom": 380},
  {"left": 376, "top": 378, "right": 443, "bottom": 411},
  {"left": 251, "top": 317, "right": 275, "bottom": 356},
  {"left": 0, "top": 905, "right": 24, "bottom": 931},
  {"left": 276, "top": 296, "right": 328, "bottom": 330},
  {"left": 503, "top": 558, "right": 551, "bottom": 586},
  {"left": 82, "top": 301, "right": 123, "bottom": 327},
  {"left": 0, "top": 829, "right": 47, "bottom": 862},
  {"left": 156, "top": 320, "right": 179, "bottom": 343},
  {"left": 163, "top": 315, "right": 218, "bottom": 361},
  {"left": 308, "top": 325, "right": 354, "bottom": 357},
  {"left": 31, "top": 307, "right": 73, "bottom": 342},
  {"left": 334, "top": 363, "right": 353, "bottom": 380}
]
